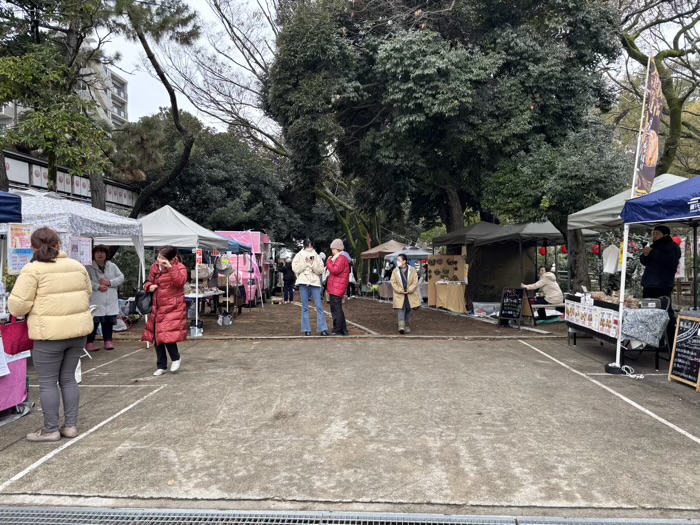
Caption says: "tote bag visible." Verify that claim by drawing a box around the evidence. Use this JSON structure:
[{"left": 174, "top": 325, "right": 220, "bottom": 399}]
[{"left": 0, "top": 317, "right": 33, "bottom": 355}]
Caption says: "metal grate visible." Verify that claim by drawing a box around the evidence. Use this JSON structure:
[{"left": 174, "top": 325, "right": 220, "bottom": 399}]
[
  {"left": 0, "top": 508, "right": 513, "bottom": 525},
  {"left": 0, "top": 509, "right": 697, "bottom": 525}
]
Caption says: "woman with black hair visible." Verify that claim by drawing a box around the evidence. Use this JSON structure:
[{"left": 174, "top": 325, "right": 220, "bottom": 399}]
[
  {"left": 142, "top": 245, "right": 188, "bottom": 376},
  {"left": 85, "top": 245, "right": 124, "bottom": 351}
]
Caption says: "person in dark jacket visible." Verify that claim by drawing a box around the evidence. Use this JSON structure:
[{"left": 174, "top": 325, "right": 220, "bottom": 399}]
[
  {"left": 281, "top": 258, "right": 296, "bottom": 304},
  {"left": 326, "top": 239, "right": 351, "bottom": 336},
  {"left": 640, "top": 225, "right": 681, "bottom": 340},
  {"left": 142, "top": 246, "right": 188, "bottom": 376}
]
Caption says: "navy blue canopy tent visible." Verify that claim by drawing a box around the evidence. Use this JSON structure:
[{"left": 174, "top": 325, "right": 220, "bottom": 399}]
[
  {"left": 222, "top": 238, "right": 252, "bottom": 255},
  {"left": 621, "top": 175, "right": 700, "bottom": 308},
  {"left": 0, "top": 191, "right": 21, "bottom": 223},
  {"left": 621, "top": 175, "right": 700, "bottom": 226}
]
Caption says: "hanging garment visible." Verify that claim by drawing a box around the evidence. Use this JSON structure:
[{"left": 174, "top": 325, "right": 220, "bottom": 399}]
[{"left": 602, "top": 245, "right": 621, "bottom": 274}]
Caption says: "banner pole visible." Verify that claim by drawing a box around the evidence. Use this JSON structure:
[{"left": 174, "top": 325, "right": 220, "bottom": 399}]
[{"left": 613, "top": 55, "right": 652, "bottom": 369}]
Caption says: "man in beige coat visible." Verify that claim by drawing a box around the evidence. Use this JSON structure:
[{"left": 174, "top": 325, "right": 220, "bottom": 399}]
[{"left": 390, "top": 254, "right": 421, "bottom": 334}]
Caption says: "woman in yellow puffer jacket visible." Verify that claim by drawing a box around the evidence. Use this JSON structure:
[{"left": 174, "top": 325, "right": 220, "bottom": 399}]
[{"left": 8, "top": 227, "right": 93, "bottom": 442}]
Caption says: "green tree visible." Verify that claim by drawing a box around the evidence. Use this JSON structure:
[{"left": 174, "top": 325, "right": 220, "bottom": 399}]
[
  {"left": 484, "top": 120, "right": 630, "bottom": 289},
  {"left": 264, "top": 0, "right": 621, "bottom": 232},
  {"left": 116, "top": 110, "right": 305, "bottom": 242},
  {"left": 0, "top": 0, "right": 116, "bottom": 201}
]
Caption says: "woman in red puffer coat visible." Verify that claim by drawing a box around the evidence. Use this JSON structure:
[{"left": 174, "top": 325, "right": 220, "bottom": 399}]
[{"left": 142, "top": 246, "right": 188, "bottom": 376}]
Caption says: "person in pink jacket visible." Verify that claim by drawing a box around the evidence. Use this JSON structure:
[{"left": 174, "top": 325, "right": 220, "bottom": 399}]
[{"left": 326, "top": 239, "right": 351, "bottom": 336}]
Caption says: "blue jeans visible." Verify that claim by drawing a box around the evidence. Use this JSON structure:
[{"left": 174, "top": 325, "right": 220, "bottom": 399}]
[{"left": 299, "top": 284, "right": 328, "bottom": 333}]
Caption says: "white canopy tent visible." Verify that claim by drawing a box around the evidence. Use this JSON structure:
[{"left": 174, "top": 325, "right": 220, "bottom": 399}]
[
  {"left": 95, "top": 205, "right": 230, "bottom": 250},
  {"left": 0, "top": 190, "right": 145, "bottom": 275},
  {"left": 384, "top": 247, "right": 432, "bottom": 259},
  {"left": 96, "top": 205, "right": 232, "bottom": 335},
  {"left": 568, "top": 174, "right": 686, "bottom": 230}
]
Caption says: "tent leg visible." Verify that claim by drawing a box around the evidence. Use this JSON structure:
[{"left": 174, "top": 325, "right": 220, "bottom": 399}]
[
  {"left": 694, "top": 225, "right": 698, "bottom": 310},
  {"left": 567, "top": 230, "right": 574, "bottom": 293},
  {"left": 519, "top": 240, "right": 523, "bottom": 284},
  {"left": 613, "top": 225, "right": 631, "bottom": 369}
]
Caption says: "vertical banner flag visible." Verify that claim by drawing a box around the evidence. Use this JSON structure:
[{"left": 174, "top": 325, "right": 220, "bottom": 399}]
[{"left": 634, "top": 60, "right": 663, "bottom": 196}]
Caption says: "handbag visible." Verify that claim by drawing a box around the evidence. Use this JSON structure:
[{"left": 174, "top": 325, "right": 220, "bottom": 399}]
[
  {"left": 0, "top": 316, "right": 33, "bottom": 355},
  {"left": 134, "top": 290, "right": 153, "bottom": 315}
]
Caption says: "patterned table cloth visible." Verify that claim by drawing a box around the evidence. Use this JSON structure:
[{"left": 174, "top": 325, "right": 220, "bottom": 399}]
[{"left": 621, "top": 308, "right": 669, "bottom": 347}]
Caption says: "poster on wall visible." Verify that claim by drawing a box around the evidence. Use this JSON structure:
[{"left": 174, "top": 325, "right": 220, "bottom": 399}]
[
  {"left": 7, "top": 224, "right": 33, "bottom": 275},
  {"left": 69, "top": 237, "right": 93, "bottom": 265}
]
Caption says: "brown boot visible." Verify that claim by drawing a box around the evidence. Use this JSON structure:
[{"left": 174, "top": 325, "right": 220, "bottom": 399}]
[{"left": 398, "top": 320, "right": 405, "bottom": 334}]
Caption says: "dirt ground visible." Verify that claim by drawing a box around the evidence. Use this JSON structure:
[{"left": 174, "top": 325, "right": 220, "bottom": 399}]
[
  {"left": 113, "top": 296, "right": 566, "bottom": 340},
  {"left": 342, "top": 297, "right": 567, "bottom": 337}
]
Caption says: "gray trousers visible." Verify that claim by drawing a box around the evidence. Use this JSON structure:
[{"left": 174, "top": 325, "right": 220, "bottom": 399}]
[
  {"left": 31, "top": 337, "right": 86, "bottom": 432},
  {"left": 397, "top": 297, "right": 411, "bottom": 323}
]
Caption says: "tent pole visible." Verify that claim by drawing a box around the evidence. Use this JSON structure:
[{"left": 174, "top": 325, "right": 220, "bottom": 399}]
[
  {"left": 544, "top": 241, "right": 547, "bottom": 270},
  {"left": 195, "top": 247, "right": 199, "bottom": 333},
  {"left": 567, "top": 230, "right": 574, "bottom": 292},
  {"left": 519, "top": 239, "right": 523, "bottom": 284},
  {"left": 614, "top": 225, "right": 631, "bottom": 367},
  {"left": 694, "top": 224, "right": 698, "bottom": 310}
]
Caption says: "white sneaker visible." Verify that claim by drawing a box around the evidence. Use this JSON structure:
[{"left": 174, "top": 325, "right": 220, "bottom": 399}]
[
  {"left": 170, "top": 359, "right": 181, "bottom": 373},
  {"left": 153, "top": 369, "right": 167, "bottom": 376}
]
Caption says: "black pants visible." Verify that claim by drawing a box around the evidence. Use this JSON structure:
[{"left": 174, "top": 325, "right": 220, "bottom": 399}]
[
  {"left": 156, "top": 343, "right": 180, "bottom": 370},
  {"left": 283, "top": 283, "right": 295, "bottom": 302},
  {"left": 347, "top": 283, "right": 357, "bottom": 297},
  {"left": 643, "top": 287, "right": 676, "bottom": 344},
  {"left": 329, "top": 294, "right": 348, "bottom": 334},
  {"left": 87, "top": 321, "right": 113, "bottom": 343},
  {"left": 535, "top": 297, "right": 550, "bottom": 321}
]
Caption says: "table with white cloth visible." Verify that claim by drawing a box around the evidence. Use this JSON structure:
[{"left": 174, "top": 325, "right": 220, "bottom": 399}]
[
  {"left": 186, "top": 290, "right": 225, "bottom": 316},
  {"left": 435, "top": 282, "right": 467, "bottom": 314},
  {"left": 379, "top": 282, "right": 394, "bottom": 300},
  {"left": 565, "top": 294, "right": 670, "bottom": 369}
]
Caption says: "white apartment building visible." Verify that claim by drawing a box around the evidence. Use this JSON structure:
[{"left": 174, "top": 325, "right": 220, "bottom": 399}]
[
  {"left": 0, "top": 102, "right": 24, "bottom": 130},
  {"left": 79, "top": 64, "right": 129, "bottom": 129},
  {"left": 1, "top": 65, "right": 128, "bottom": 130}
]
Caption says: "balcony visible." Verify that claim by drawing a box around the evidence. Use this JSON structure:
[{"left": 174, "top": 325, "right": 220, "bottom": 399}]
[{"left": 111, "top": 88, "right": 127, "bottom": 102}]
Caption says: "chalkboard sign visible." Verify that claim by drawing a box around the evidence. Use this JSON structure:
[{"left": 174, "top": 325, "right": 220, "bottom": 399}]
[
  {"left": 669, "top": 316, "right": 700, "bottom": 391},
  {"left": 498, "top": 288, "right": 528, "bottom": 327}
]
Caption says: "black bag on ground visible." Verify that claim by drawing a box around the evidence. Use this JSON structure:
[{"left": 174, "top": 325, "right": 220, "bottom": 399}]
[{"left": 134, "top": 290, "right": 153, "bottom": 315}]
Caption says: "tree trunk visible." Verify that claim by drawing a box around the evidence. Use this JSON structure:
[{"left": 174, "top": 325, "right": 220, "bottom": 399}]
[
  {"left": 89, "top": 173, "right": 106, "bottom": 210},
  {"left": 440, "top": 187, "right": 464, "bottom": 232},
  {"left": 553, "top": 220, "right": 589, "bottom": 292},
  {"left": 656, "top": 57, "right": 682, "bottom": 175},
  {"left": 0, "top": 151, "right": 9, "bottom": 192},
  {"left": 47, "top": 150, "right": 57, "bottom": 191},
  {"left": 127, "top": 19, "right": 195, "bottom": 219}
]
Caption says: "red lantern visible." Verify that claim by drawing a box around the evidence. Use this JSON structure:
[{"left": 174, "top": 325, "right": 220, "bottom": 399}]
[
  {"left": 672, "top": 236, "right": 682, "bottom": 246},
  {"left": 539, "top": 247, "right": 547, "bottom": 256},
  {"left": 592, "top": 244, "right": 601, "bottom": 256},
  {"left": 561, "top": 245, "right": 568, "bottom": 254}
]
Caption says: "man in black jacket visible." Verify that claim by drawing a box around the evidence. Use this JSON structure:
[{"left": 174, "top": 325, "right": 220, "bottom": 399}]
[{"left": 640, "top": 225, "right": 681, "bottom": 341}]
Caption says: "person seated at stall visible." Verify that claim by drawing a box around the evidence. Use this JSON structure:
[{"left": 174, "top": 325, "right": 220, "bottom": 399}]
[{"left": 522, "top": 266, "right": 564, "bottom": 322}]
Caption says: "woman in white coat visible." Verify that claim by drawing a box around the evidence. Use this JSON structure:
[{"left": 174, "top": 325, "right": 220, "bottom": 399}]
[
  {"left": 85, "top": 245, "right": 124, "bottom": 351},
  {"left": 292, "top": 239, "right": 329, "bottom": 336}
]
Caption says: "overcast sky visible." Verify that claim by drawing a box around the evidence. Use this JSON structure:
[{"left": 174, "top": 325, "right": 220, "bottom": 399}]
[{"left": 105, "top": 2, "right": 222, "bottom": 127}]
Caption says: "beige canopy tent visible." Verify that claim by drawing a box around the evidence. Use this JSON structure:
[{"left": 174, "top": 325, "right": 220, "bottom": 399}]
[{"left": 361, "top": 240, "right": 408, "bottom": 260}]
